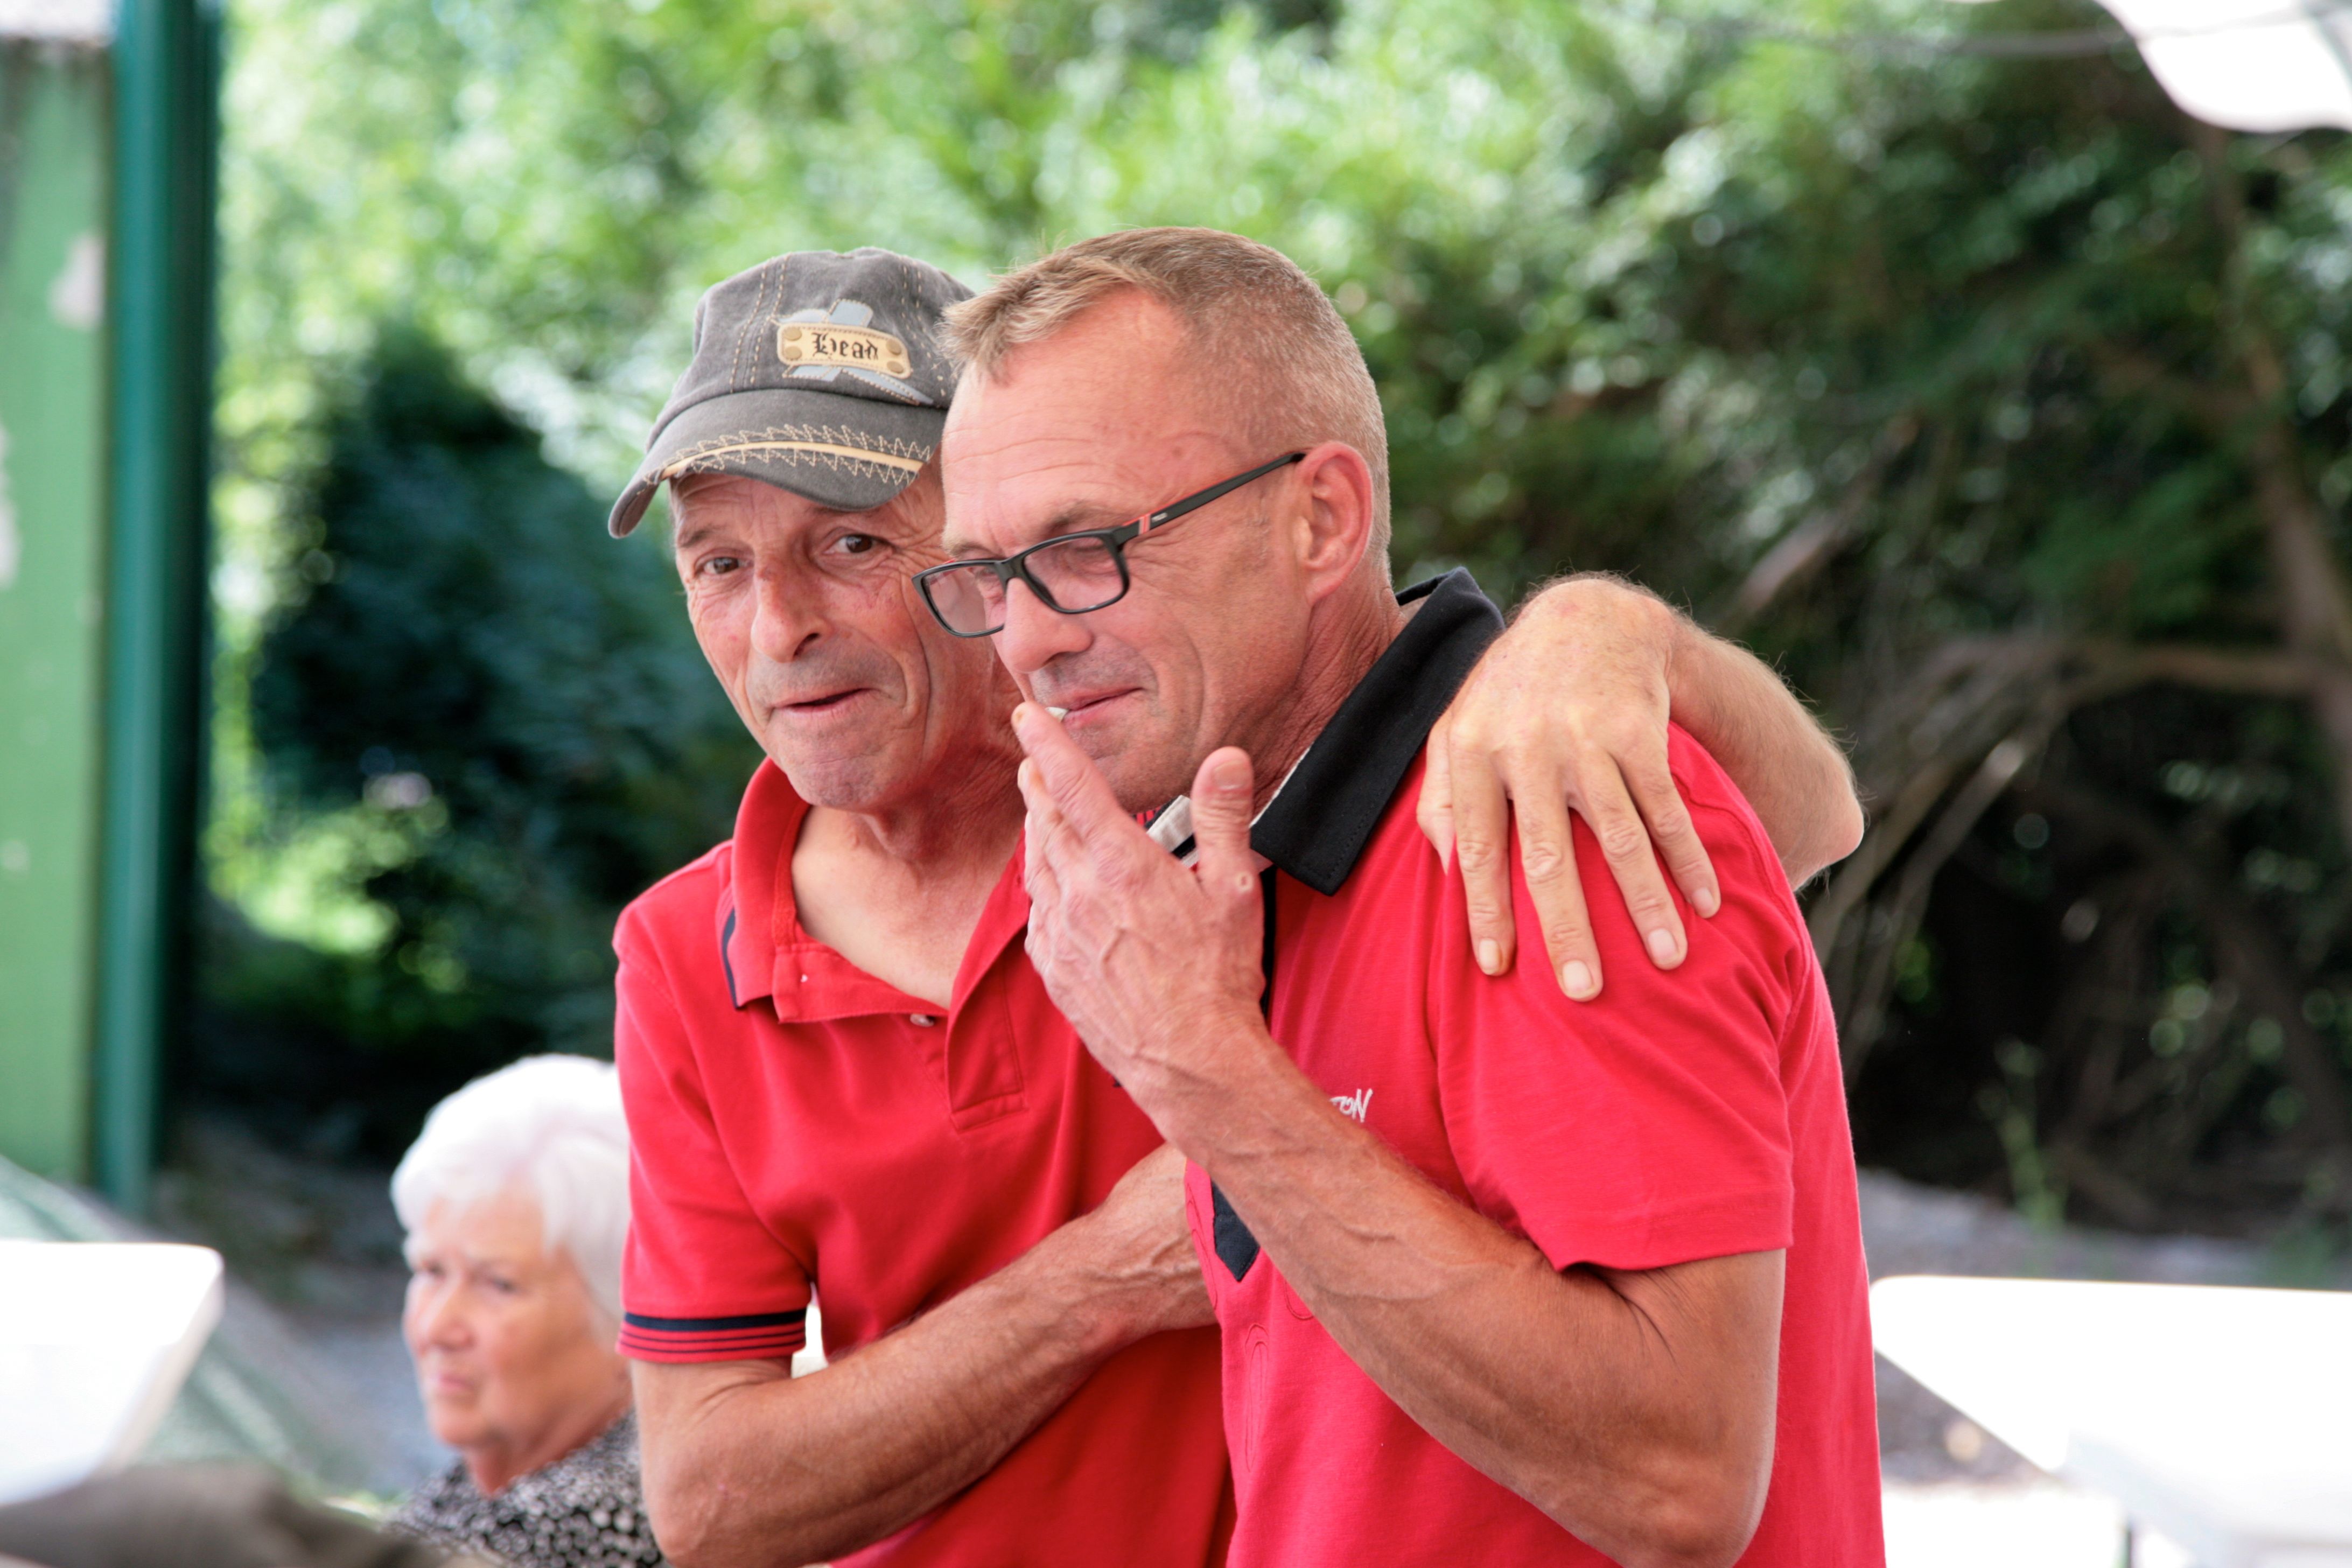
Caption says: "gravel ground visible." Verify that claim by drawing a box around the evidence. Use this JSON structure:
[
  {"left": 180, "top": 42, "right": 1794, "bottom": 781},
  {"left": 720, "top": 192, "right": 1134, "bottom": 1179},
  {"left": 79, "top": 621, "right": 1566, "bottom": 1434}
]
[{"left": 141, "top": 1114, "right": 2349, "bottom": 1502}]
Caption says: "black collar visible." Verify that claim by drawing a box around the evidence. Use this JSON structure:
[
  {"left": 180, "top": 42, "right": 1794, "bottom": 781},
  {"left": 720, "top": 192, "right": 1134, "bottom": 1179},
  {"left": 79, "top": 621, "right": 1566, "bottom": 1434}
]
[{"left": 1250, "top": 569, "right": 1502, "bottom": 895}]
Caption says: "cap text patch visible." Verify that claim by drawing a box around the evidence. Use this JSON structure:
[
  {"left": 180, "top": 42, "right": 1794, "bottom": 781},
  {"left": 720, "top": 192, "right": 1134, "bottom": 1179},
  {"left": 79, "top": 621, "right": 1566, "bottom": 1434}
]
[{"left": 779, "top": 321, "right": 912, "bottom": 380}]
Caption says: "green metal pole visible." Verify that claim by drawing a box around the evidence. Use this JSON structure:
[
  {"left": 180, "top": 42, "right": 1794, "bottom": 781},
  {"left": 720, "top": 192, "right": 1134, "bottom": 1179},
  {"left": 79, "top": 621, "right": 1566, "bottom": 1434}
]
[
  {"left": 94, "top": 0, "right": 218, "bottom": 1213},
  {"left": 0, "top": 28, "right": 113, "bottom": 1184}
]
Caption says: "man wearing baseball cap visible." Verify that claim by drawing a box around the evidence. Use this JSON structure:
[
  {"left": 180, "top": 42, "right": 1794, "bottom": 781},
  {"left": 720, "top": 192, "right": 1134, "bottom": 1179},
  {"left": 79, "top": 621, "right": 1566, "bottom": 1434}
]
[
  {"left": 607, "top": 250, "right": 964, "bottom": 534},
  {"left": 608, "top": 247, "right": 1864, "bottom": 1567}
]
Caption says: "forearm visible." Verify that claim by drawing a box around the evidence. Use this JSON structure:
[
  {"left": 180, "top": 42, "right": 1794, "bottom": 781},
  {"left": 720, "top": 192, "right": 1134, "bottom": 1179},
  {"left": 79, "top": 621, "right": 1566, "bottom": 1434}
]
[
  {"left": 1656, "top": 601, "right": 1862, "bottom": 885},
  {"left": 1154, "top": 1035, "right": 1774, "bottom": 1567},
  {"left": 638, "top": 1232, "right": 1150, "bottom": 1567}
]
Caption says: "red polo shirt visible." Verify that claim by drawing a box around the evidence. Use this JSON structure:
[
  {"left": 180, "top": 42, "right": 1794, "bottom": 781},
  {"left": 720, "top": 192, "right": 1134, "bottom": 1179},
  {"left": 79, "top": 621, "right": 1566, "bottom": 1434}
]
[
  {"left": 612, "top": 761, "right": 1232, "bottom": 1567},
  {"left": 1184, "top": 571, "right": 1881, "bottom": 1566}
]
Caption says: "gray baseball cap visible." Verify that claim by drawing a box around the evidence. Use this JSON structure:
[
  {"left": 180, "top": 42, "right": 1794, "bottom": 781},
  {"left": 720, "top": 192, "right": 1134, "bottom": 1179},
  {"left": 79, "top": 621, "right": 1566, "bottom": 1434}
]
[{"left": 608, "top": 248, "right": 973, "bottom": 537}]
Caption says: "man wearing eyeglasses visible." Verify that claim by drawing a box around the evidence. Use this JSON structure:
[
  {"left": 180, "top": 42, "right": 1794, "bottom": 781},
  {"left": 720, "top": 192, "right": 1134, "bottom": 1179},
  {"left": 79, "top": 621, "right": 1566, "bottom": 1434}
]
[
  {"left": 948, "top": 228, "right": 1881, "bottom": 1567},
  {"left": 608, "top": 247, "right": 1865, "bottom": 1568}
]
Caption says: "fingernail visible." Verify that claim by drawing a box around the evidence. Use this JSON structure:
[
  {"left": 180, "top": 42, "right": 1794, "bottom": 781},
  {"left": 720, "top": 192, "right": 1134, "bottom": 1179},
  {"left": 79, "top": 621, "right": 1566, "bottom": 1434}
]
[
  {"left": 1695, "top": 886, "right": 1720, "bottom": 918},
  {"left": 1646, "top": 928, "right": 1678, "bottom": 964},
  {"left": 1562, "top": 961, "right": 1596, "bottom": 999},
  {"left": 1213, "top": 755, "right": 1248, "bottom": 793},
  {"left": 1477, "top": 937, "right": 1502, "bottom": 975}
]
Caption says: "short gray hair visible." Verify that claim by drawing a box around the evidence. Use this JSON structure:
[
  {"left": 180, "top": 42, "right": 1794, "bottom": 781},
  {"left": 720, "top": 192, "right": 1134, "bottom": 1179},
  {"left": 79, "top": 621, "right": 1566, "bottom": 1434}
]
[
  {"left": 946, "top": 227, "right": 1391, "bottom": 557},
  {"left": 391, "top": 1054, "right": 630, "bottom": 1323}
]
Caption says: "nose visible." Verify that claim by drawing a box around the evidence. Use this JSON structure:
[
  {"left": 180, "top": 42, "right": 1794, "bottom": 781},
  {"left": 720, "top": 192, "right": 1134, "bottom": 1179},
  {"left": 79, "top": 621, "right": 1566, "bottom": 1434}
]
[
  {"left": 994, "top": 578, "right": 1094, "bottom": 682},
  {"left": 406, "top": 1274, "right": 473, "bottom": 1355},
  {"left": 749, "top": 558, "right": 834, "bottom": 664}
]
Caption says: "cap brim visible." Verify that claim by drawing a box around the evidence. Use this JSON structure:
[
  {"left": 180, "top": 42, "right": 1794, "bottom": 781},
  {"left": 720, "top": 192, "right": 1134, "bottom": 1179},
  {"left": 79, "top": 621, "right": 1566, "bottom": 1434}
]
[{"left": 608, "top": 384, "right": 945, "bottom": 536}]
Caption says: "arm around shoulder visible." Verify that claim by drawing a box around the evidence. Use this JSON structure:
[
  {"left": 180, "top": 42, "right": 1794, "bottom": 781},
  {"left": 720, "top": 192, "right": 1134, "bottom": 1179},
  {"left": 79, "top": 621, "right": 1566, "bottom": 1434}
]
[
  {"left": 1421, "top": 573, "right": 1862, "bottom": 1003},
  {"left": 1655, "top": 597, "right": 1863, "bottom": 886},
  {"left": 1495, "top": 572, "right": 1863, "bottom": 886}
]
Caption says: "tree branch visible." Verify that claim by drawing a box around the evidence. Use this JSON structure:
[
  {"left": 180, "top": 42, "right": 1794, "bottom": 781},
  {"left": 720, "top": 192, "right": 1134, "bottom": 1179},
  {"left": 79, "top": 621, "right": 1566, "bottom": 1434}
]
[{"left": 2019, "top": 777, "right": 2352, "bottom": 1153}]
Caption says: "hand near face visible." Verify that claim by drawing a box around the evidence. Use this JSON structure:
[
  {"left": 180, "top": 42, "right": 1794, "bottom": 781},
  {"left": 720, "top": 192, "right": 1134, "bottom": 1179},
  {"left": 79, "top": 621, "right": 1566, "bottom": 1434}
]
[{"left": 1013, "top": 702, "right": 1267, "bottom": 1128}]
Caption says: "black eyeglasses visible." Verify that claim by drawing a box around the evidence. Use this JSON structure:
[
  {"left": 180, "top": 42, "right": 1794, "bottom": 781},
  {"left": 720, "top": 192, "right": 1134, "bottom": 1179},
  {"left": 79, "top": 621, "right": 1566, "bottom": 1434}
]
[{"left": 914, "top": 452, "right": 1305, "bottom": 638}]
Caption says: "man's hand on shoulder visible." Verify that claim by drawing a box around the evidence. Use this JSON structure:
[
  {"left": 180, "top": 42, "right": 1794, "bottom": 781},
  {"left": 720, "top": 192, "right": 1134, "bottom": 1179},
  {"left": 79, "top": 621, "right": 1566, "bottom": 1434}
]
[
  {"left": 1420, "top": 572, "right": 1862, "bottom": 1002},
  {"left": 1420, "top": 576, "right": 1717, "bottom": 1000}
]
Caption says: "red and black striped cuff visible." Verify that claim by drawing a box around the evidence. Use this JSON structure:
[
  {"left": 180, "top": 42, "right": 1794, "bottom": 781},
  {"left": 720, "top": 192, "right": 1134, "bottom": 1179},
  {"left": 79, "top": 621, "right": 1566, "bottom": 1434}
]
[{"left": 618, "top": 1307, "right": 807, "bottom": 1362}]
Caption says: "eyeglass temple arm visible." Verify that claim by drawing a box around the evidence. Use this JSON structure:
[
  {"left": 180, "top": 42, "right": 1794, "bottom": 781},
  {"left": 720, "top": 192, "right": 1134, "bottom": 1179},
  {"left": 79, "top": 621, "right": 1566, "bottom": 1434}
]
[{"left": 1136, "top": 452, "right": 1306, "bottom": 537}]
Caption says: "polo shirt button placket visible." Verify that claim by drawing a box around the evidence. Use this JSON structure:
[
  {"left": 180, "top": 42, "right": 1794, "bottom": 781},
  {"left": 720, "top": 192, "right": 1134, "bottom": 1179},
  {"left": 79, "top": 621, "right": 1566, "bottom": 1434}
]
[{"left": 909, "top": 1013, "right": 939, "bottom": 1027}]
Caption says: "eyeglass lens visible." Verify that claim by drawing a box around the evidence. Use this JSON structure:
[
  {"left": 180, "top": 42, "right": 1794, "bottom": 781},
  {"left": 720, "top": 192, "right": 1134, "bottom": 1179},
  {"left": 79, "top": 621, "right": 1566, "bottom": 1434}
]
[{"left": 927, "top": 535, "right": 1127, "bottom": 635}]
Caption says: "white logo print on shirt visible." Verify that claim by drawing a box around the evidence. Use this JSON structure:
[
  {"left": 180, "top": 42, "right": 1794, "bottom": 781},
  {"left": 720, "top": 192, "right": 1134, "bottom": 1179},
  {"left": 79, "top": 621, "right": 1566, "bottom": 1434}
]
[{"left": 1330, "top": 1088, "right": 1374, "bottom": 1123}]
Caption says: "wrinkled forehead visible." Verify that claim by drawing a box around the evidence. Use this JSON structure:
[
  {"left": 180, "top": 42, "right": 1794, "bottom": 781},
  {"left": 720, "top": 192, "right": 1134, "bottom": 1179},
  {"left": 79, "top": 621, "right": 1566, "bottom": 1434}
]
[
  {"left": 405, "top": 1185, "right": 547, "bottom": 1263},
  {"left": 939, "top": 352, "right": 1236, "bottom": 558},
  {"left": 672, "top": 467, "right": 941, "bottom": 548}
]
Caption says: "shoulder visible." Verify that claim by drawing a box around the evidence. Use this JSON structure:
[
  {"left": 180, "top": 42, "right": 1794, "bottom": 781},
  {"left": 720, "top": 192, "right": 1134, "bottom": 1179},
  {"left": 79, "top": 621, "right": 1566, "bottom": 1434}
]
[
  {"left": 1356, "top": 749, "right": 1807, "bottom": 1267},
  {"left": 617, "top": 841, "right": 733, "bottom": 955},
  {"left": 1665, "top": 723, "right": 1786, "bottom": 886},
  {"left": 616, "top": 841, "right": 733, "bottom": 987},
  {"left": 517, "top": 1412, "right": 648, "bottom": 1507},
  {"left": 612, "top": 843, "right": 737, "bottom": 1089},
  {"left": 1352, "top": 733, "right": 1783, "bottom": 930},
  {"left": 466, "top": 1418, "right": 664, "bottom": 1568},
  {"left": 1359, "top": 736, "right": 1808, "bottom": 1029},
  {"left": 384, "top": 1460, "right": 488, "bottom": 1551},
  {"left": 1661, "top": 723, "right": 1815, "bottom": 978}
]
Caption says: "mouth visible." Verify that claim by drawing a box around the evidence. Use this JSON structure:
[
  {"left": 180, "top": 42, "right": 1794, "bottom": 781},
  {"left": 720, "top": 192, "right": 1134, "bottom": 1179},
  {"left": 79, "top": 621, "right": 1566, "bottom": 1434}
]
[
  {"left": 1046, "top": 689, "right": 1137, "bottom": 730},
  {"left": 777, "top": 687, "right": 871, "bottom": 717},
  {"left": 421, "top": 1368, "right": 476, "bottom": 1398}
]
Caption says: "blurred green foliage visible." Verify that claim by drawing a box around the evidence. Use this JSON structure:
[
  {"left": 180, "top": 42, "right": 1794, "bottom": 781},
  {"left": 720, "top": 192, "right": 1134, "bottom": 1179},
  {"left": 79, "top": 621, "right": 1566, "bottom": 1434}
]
[
  {"left": 201, "top": 337, "right": 755, "bottom": 1145},
  {"left": 250, "top": 333, "right": 753, "bottom": 1041},
  {"left": 205, "top": 0, "right": 2352, "bottom": 1234}
]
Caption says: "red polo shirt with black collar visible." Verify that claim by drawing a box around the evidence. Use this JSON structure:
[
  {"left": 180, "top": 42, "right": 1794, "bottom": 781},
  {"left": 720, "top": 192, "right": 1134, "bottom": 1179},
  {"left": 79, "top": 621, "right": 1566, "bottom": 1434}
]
[
  {"left": 1184, "top": 571, "right": 1882, "bottom": 1566},
  {"left": 612, "top": 762, "right": 1233, "bottom": 1567}
]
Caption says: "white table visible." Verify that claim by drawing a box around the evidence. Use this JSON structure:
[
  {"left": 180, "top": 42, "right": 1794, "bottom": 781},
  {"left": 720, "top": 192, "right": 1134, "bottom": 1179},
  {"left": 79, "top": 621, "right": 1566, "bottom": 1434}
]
[
  {"left": 0, "top": 1240, "right": 224, "bottom": 1504},
  {"left": 1872, "top": 1275, "right": 2352, "bottom": 1568}
]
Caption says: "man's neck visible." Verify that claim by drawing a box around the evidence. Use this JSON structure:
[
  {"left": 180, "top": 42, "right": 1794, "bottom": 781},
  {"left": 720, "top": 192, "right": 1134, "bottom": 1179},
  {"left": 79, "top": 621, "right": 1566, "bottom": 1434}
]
[
  {"left": 807, "top": 754, "right": 1025, "bottom": 875},
  {"left": 791, "top": 736, "right": 1026, "bottom": 1008},
  {"left": 1241, "top": 577, "right": 1408, "bottom": 814}
]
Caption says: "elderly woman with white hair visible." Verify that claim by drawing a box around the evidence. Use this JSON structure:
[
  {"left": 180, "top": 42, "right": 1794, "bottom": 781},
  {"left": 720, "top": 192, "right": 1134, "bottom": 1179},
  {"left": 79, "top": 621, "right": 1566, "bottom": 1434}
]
[{"left": 384, "top": 1055, "right": 662, "bottom": 1568}]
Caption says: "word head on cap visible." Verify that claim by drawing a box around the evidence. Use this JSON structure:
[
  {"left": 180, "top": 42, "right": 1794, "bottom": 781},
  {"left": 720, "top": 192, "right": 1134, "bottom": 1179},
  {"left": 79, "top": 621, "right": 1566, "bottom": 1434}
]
[{"left": 608, "top": 248, "right": 972, "bottom": 537}]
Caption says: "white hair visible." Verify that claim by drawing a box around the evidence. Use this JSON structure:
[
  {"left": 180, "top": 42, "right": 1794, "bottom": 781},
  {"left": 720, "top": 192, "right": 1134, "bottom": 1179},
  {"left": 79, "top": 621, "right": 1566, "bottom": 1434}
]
[{"left": 391, "top": 1054, "right": 631, "bottom": 1324}]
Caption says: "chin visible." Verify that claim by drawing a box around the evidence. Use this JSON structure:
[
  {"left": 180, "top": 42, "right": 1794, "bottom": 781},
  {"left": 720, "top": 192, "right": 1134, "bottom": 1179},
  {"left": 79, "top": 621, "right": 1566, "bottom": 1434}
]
[
  {"left": 1092, "top": 740, "right": 1196, "bottom": 816},
  {"left": 425, "top": 1411, "right": 485, "bottom": 1451},
  {"left": 771, "top": 745, "right": 915, "bottom": 811}
]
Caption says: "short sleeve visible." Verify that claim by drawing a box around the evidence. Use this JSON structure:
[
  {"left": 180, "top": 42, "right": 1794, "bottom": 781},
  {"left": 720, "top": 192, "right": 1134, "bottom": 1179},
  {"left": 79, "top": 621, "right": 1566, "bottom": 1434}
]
[
  {"left": 1431, "top": 726, "right": 1800, "bottom": 1274},
  {"left": 614, "top": 918, "right": 813, "bottom": 1362}
]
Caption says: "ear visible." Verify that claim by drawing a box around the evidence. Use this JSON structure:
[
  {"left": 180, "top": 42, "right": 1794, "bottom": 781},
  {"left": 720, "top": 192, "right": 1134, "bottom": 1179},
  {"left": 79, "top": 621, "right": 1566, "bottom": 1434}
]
[{"left": 1289, "top": 442, "right": 1378, "bottom": 604}]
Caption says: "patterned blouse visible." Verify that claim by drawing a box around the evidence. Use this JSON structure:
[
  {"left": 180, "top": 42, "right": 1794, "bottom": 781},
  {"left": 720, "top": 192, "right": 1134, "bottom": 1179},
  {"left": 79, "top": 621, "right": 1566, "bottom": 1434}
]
[{"left": 387, "top": 1412, "right": 666, "bottom": 1568}]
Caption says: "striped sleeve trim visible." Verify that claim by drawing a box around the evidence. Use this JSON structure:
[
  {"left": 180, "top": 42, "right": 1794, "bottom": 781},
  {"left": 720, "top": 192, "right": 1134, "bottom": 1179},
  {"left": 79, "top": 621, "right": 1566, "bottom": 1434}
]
[{"left": 619, "top": 1307, "right": 807, "bottom": 1362}]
